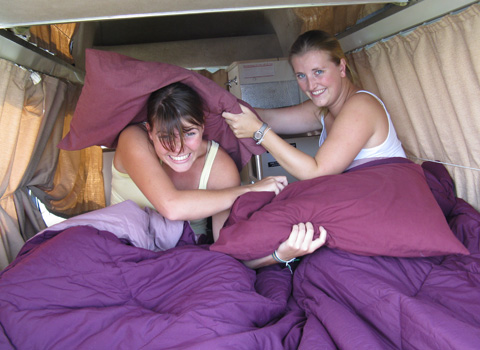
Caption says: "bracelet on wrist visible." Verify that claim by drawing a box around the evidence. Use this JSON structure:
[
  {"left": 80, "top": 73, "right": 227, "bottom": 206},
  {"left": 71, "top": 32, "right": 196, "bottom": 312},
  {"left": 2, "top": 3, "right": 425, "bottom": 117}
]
[
  {"left": 256, "top": 127, "right": 271, "bottom": 145},
  {"left": 272, "top": 250, "right": 297, "bottom": 274},
  {"left": 253, "top": 123, "right": 268, "bottom": 144}
]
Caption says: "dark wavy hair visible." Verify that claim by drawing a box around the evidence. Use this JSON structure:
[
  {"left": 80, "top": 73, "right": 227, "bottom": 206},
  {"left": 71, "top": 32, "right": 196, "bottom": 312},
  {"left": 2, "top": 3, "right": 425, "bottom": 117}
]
[{"left": 147, "top": 82, "right": 205, "bottom": 153}]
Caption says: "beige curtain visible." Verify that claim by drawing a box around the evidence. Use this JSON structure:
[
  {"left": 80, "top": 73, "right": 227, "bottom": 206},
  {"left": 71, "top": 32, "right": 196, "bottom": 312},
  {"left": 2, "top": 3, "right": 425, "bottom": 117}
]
[
  {"left": 35, "top": 104, "right": 106, "bottom": 218},
  {"left": 0, "top": 60, "right": 34, "bottom": 269},
  {"left": 348, "top": 4, "right": 480, "bottom": 211},
  {"left": 0, "top": 58, "right": 105, "bottom": 270}
]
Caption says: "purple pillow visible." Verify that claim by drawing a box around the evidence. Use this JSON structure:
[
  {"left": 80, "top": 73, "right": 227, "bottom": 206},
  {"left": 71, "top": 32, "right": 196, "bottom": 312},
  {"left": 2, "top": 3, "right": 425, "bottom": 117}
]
[
  {"left": 57, "top": 49, "right": 264, "bottom": 169},
  {"left": 210, "top": 160, "right": 469, "bottom": 260}
]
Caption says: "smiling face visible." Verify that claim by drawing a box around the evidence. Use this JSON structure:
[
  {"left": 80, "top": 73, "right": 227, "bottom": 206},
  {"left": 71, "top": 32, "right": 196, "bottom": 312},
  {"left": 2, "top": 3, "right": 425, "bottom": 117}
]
[
  {"left": 291, "top": 49, "right": 347, "bottom": 108},
  {"left": 147, "top": 120, "right": 204, "bottom": 173},
  {"left": 146, "top": 82, "right": 206, "bottom": 173}
]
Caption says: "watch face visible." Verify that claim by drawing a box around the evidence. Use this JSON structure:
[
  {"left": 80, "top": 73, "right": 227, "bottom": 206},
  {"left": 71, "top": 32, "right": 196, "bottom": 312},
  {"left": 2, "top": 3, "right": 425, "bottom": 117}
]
[{"left": 253, "top": 123, "right": 267, "bottom": 141}]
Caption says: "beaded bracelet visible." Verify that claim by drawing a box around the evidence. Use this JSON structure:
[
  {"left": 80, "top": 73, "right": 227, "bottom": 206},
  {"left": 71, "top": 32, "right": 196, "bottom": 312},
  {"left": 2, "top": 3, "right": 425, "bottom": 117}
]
[{"left": 272, "top": 250, "right": 297, "bottom": 274}]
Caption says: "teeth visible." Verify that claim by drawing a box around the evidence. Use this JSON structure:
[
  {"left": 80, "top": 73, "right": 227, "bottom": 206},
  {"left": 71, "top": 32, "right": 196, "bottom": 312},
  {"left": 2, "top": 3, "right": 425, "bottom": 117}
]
[
  {"left": 170, "top": 154, "right": 189, "bottom": 161},
  {"left": 312, "top": 88, "right": 326, "bottom": 96}
]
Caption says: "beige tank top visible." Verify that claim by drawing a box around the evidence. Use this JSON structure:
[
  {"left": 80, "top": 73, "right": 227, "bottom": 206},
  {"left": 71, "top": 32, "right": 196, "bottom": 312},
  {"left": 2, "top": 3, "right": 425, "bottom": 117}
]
[{"left": 110, "top": 140, "right": 219, "bottom": 236}]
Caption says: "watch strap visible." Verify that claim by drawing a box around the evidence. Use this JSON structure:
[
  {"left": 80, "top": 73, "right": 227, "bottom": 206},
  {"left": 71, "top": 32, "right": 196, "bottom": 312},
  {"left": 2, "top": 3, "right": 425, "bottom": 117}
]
[{"left": 253, "top": 122, "right": 268, "bottom": 141}]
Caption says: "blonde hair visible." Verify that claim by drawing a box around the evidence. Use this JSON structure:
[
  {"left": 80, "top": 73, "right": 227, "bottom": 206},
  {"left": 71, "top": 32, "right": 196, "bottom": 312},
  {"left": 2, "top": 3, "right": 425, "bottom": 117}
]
[{"left": 288, "top": 30, "right": 359, "bottom": 85}]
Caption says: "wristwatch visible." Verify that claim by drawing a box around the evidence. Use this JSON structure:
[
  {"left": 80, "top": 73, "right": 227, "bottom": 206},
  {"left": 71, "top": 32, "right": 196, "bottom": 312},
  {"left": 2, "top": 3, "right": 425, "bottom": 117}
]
[{"left": 253, "top": 123, "right": 268, "bottom": 142}]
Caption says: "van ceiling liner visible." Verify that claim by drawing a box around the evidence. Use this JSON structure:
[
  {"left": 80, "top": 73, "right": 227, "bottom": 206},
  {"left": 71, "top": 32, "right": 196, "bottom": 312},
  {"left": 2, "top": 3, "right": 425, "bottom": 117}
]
[{"left": 0, "top": 0, "right": 404, "bottom": 28}]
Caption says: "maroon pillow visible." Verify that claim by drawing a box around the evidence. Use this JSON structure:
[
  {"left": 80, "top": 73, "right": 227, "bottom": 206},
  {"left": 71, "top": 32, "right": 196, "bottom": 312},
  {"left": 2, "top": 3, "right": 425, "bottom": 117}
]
[
  {"left": 57, "top": 49, "right": 264, "bottom": 169},
  {"left": 210, "top": 160, "right": 469, "bottom": 260}
]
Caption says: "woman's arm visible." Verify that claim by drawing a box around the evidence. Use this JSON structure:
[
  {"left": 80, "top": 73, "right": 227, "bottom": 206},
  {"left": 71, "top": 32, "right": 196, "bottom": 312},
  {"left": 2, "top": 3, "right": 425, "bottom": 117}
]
[
  {"left": 115, "top": 125, "right": 287, "bottom": 222},
  {"left": 225, "top": 94, "right": 385, "bottom": 179},
  {"left": 264, "top": 94, "right": 385, "bottom": 178},
  {"left": 243, "top": 222, "right": 327, "bottom": 269},
  {"left": 255, "top": 100, "right": 323, "bottom": 135},
  {"left": 226, "top": 100, "right": 322, "bottom": 137}
]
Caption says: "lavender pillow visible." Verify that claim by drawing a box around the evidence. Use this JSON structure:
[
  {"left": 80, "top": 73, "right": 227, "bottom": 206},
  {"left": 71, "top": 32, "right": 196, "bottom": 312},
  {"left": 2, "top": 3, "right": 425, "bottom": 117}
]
[{"left": 35, "top": 201, "right": 186, "bottom": 251}]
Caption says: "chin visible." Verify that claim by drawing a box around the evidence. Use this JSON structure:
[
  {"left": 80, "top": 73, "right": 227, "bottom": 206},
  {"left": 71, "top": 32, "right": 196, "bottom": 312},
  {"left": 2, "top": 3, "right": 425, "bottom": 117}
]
[
  {"left": 168, "top": 162, "right": 193, "bottom": 173},
  {"left": 312, "top": 93, "right": 329, "bottom": 105}
]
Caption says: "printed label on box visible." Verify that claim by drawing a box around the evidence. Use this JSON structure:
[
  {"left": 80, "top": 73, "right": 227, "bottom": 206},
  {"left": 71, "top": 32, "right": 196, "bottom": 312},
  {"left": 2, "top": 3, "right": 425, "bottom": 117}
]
[{"left": 241, "top": 63, "right": 275, "bottom": 81}]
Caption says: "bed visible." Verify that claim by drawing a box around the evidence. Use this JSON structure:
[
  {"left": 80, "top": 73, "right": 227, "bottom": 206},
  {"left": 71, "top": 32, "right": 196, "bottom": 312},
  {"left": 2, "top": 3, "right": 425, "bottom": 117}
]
[{"left": 1, "top": 158, "right": 479, "bottom": 350}]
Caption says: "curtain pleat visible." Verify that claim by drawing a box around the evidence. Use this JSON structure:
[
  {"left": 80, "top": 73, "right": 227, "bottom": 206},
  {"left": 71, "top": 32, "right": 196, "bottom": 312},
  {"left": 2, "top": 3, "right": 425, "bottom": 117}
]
[
  {"left": 0, "top": 58, "right": 105, "bottom": 269},
  {"left": 348, "top": 4, "right": 480, "bottom": 211},
  {"left": 31, "top": 83, "right": 106, "bottom": 219},
  {"left": 0, "top": 61, "right": 46, "bottom": 268}
]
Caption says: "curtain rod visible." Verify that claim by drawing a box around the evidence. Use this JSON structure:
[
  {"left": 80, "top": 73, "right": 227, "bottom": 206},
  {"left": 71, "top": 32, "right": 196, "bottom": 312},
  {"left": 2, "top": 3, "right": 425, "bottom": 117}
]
[
  {"left": 338, "top": 0, "right": 478, "bottom": 53},
  {"left": 0, "top": 30, "right": 85, "bottom": 85}
]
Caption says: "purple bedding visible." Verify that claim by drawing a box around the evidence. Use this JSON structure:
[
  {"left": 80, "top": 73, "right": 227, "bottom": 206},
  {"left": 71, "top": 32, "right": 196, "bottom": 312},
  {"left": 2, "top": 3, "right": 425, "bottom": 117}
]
[
  {"left": 1, "top": 161, "right": 479, "bottom": 349},
  {"left": 0, "top": 226, "right": 298, "bottom": 349}
]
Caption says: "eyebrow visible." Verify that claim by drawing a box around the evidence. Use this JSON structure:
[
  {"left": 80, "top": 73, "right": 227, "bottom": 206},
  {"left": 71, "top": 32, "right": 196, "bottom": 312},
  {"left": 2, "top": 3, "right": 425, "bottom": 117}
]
[{"left": 182, "top": 125, "right": 200, "bottom": 132}]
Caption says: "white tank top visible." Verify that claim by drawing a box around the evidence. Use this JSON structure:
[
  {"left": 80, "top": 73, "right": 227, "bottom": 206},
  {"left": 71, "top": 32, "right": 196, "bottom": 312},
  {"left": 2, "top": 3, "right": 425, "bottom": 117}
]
[{"left": 318, "top": 90, "right": 406, "bottom": 163}]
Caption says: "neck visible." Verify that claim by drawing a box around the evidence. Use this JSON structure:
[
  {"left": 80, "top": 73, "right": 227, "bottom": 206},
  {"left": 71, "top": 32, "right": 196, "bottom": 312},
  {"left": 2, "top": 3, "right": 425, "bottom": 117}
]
[{"left": 329, "top": 80, "right": 358, "bottom": 117}]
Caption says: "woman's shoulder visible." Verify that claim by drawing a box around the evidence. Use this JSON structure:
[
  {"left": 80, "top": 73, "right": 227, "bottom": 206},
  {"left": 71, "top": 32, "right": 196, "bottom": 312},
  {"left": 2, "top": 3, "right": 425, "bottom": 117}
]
[
  {"left": 117, "top": 124, "right": 149, "bottom": 146},
  {"left": 350, "top": 90, "right": 386, "bottom": 106},
  {"left": 212, "top": 142, "right": 235, "bottom": 166},
  {"left": 120, "top": 123, "right": 147, "bottom": 137},
  {"left": 209, "top": 142, "right": 241, "bottom": 187},
  {"left": 116, "top": 124, "right": 153, "bottom": 166},
  {"left": 344, "top": 90, "right": 385, "bottom": 116}
]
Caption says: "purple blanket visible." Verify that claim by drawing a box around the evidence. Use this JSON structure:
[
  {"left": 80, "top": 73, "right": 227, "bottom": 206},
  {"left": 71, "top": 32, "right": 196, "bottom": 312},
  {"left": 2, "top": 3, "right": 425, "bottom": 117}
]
[
  {"left": 1, "top": 161, "right": 479, "bottom": 349},
  {"left": 293, "top": 162, "right": 480, "bottom": 349},
  {"left": 0, "top": 227, "right": 298, "bottom": 349}
]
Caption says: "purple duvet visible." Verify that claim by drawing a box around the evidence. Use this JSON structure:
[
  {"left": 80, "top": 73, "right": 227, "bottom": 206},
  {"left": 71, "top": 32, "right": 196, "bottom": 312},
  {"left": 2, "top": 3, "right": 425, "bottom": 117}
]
[
  {"left": 293, "top": 162, "right": 480, "bottom": 349},
  {"left": 0, "top": 226, "right": 300, "bottom": 350},
  {"left": 1, "top": 162, "right": 479, "bottom": 349}
]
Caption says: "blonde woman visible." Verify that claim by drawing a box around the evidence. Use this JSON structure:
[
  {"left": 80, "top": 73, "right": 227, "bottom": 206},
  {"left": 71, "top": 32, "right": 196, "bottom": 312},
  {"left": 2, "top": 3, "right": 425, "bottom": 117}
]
[{"left": 223, "top": 30, "right": 406, "bottom": 180}]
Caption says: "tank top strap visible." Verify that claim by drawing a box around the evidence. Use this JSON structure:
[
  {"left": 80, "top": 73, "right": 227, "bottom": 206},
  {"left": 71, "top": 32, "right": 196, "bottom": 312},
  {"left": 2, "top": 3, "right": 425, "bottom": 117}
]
[
  {"left": 356, "top": 90, "right": 388, "bottom": 112},
  {"left": 198, "top": 140, "right": 219, "bottom": 189}
]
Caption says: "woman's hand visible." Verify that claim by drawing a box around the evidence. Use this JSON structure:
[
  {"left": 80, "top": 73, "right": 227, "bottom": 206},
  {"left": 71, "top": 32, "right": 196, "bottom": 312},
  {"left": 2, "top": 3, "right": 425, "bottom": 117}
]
[
  {"left": 222, "top": 104, "right": 264, "bottom": 139},
  {"left": 276, "top": 222, "right": 327, "bottom": 261},
  {"left": 248, "top": 176, "right": 288, "bottom": 195},
  {"left": 241, "top": 221, "right": 326, "bottom": 270}
]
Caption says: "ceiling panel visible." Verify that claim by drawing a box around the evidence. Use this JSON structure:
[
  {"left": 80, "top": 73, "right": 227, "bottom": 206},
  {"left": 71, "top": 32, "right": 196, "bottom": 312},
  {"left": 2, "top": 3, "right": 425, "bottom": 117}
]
[
  {"left": 94, "top": 11, "right": 276, "bottom": 46},
  {"left": 0, "top": 0, "right": 404, "bottom": 28}
]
